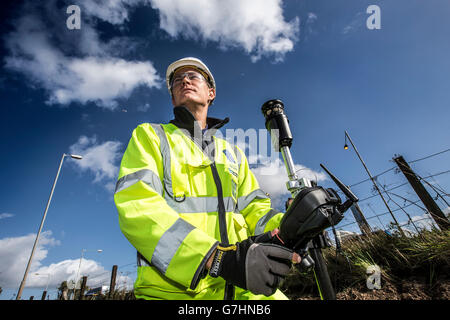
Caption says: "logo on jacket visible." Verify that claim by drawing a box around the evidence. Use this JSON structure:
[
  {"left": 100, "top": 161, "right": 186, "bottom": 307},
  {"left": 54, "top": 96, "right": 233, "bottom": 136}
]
[{"left": 223, "top": 149, "right": 236, "bottom": 164}]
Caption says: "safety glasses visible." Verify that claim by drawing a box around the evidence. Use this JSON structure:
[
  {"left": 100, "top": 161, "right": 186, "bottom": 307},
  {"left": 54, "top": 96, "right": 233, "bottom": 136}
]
[{"left": 170, "top": 71, "right": 207, "bottom": 88}]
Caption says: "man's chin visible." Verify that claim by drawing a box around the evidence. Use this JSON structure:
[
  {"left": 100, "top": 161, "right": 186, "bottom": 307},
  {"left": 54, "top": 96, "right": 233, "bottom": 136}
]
[{"left": 174, "top": 97, "right": 204, "bottom": 106}]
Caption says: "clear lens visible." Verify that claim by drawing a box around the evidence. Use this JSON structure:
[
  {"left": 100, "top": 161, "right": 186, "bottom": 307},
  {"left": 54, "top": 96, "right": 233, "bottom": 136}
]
[{"left": 171, "top": 71, "right": 206, "bottom": 88}]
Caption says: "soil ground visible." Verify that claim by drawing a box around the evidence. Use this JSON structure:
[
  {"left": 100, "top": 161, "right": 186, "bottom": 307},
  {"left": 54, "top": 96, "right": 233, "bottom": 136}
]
[{"left": 286, "top": 277, "right": 450, "bottom": 300}]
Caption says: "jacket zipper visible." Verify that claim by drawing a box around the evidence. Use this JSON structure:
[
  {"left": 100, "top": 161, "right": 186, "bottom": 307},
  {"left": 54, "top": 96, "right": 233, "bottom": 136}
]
[
  {"left": 182, "top": 123, "right": 235, "bottom": 300},
  {"left": 210, "top": 162, "right": 229, "bottom": 245},
  {"left": 210, "top": 161, "right": 235, "bottom": 300}
]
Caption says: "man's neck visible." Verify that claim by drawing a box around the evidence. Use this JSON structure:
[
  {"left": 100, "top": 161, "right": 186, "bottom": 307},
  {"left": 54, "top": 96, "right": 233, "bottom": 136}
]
[
  {"left": 183, "top": 104, "right": 208, "bottom": 129},
  {"left": 170, "top": 106, "right": 230, "bottom": 141}
]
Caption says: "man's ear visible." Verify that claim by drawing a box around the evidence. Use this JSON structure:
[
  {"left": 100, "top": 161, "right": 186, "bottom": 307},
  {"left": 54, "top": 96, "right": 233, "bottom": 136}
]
[
  {"left": 209, "top": 88, "right": 216, "bottom": 100},
  {"left": 207, "top": 88, "right": 216, "bottom": 106}
]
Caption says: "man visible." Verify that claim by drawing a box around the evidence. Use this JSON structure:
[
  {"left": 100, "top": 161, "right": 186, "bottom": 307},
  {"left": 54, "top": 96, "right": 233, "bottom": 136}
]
[{"left": 114, "top": 57, "right": 299, "bottom": 300}]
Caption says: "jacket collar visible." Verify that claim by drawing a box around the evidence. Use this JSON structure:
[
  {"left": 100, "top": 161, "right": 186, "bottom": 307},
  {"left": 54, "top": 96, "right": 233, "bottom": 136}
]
[{"left": 170, "top": 106, "right": 229, "bottom": 140}]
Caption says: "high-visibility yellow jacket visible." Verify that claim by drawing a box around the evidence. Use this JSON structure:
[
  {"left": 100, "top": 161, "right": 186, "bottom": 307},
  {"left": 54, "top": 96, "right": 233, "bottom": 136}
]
[{"left": 114, "top": 106, "right": 287, "bottom": 300}]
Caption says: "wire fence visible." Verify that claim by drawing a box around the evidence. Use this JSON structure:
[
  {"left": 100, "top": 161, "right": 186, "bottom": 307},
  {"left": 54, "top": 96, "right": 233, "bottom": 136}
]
[
  {"left": 329, "top": 148, "right": 450, "bottom": 239},
  {"left": 51, "top": 262, "right": 138, "bottom": 300},
  {"left": 85, "top": 262, "right": 137, "bottom": 290}
]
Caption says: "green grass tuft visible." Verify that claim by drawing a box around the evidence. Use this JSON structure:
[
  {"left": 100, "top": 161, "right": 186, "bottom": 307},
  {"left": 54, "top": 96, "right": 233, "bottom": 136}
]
[{"left": 281, "top": 228, "right": 450, "bottom": 299}]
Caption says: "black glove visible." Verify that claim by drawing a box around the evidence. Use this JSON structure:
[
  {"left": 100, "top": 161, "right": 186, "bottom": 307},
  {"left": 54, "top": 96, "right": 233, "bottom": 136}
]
[
  {"left": 208, "top": 233, "right": 294, "bottom": 296},
  {"left": 278, "top": 187, "right": 342, "bottom": 250}
]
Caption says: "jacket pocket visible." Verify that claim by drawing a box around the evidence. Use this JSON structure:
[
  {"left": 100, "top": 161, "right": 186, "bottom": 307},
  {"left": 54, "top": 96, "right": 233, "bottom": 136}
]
[{"left": 232, "top": 213, "right": 249, "bottom": 241}]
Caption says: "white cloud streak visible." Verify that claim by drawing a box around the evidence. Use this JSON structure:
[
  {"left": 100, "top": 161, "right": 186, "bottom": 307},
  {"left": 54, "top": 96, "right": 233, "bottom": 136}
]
[
  {"left": 77, "top": 0, "right": 144, "bottom": 25},
  {"left": 0, "top": 213, "right": 14, "bottom": 220},
  {"left": 342, "top": 11, "right": 365, "bottom": 35}
]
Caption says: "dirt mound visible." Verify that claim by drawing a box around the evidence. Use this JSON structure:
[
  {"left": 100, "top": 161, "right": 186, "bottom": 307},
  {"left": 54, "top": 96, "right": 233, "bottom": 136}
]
[{"left": 290, "top": 277, "right": 450, "bottom": 300}]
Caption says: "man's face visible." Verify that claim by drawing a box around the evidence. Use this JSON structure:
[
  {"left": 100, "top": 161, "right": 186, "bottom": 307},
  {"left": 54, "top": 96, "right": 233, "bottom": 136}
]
[{"left": 171, "top": 66, "right": 215, "bottom": 107}]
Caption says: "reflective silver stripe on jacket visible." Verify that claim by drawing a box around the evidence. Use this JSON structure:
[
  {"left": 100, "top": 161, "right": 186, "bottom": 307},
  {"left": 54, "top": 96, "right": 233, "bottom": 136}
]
[
  {"left": 237, "top": 189, "right": 269, "bottom": 212},
  {"left": 115, "top": 169, "right": 163, "bottom": 195},
  {"left": 150, "top": 123, "right": 174, "bottom": 197},
  {"left": 166, "top": 196, "right": 236, "bottom": 214},
  {"left": 233, "top": 144, "right": 242, "bottom": 168},
  {"left": 254, "top": 208, "right": 280, "bottom": 235},
  {"left": 151, "top": 218, "right": 195, "bottom": 274}
]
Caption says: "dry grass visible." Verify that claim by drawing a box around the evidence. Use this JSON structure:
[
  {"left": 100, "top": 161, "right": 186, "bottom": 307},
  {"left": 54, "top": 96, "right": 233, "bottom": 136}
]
[{"left": 281, "top": 228, "right": 450, "bottom": 299}]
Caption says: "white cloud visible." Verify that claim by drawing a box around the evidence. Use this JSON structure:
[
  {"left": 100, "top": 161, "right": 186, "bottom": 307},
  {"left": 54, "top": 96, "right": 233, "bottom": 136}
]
[
  {"left": 397, "top": 212, "right": 444, "bottom": 235},
  {"left": 302, "top": 12, "right": 319, "bottom": 42},
  {"left": 48, "top": 57, "right": 160, "bottom": 108},
  {"left": 78, "top": 0, "right": 146, "bottom": 25},
  {"left": 0, "top": 231, "right": 127, "bottom": 290},
  {"left": 29, "top": 258, "right": 109, "bottom": 289},
  {"left": 0, "top": 213, "right": 14, "bottom": 220},
  {"left": 0, "top": 231, "right": 60, "bottom": 288},
  {"left": 3, "top": 1, "right": 161, "bottom": 109},
  {"left": 69, "top": 136, "right": 123, "bottom": 191},
  {"left": 149, "top": 0, "right": 299, "bottom": 62},
  {"left": 342, "top": 11, "right": 365, "bottom": 35},
  {"left": 307, "top": 12, "right": 318, "bottom": 23},
  {"left": 444, "top": 206, "right": 450, "bottom": 216},
  {"left": 78, "top": 0, "right": 134, "bottom": 25},
  {"left": 137, "top": 103, "right": 151, "bottom": 112}
]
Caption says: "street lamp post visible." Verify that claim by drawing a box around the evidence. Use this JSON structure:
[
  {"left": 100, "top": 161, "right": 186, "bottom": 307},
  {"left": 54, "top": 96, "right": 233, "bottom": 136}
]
[
  {"left": 16, "top": 153, "right": 83, "bottom": 300},
  {"left": 73, "top": 249, "right": 102, "bottom": 300},
  {"left": 34, "top": 273, "right": 51, "bottom": 292},
  {"left": 76, "top": 249, "right": 103, "bottom": 286},
  {"left": 34, "top": 273, "right": 50, "bottom": 300},
  {"left": 344, "top": 131, "right": 405, "bottom": 236}
]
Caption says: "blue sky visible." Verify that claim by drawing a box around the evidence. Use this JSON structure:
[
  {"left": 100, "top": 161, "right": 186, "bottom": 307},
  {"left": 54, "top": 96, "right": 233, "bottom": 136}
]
[{"left": 1, "top": 0, "right": 449, "bottom": 300}]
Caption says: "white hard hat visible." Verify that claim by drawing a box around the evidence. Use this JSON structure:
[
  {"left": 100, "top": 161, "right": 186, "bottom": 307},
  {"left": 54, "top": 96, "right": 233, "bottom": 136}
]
[{"left": 166, "top": 57, "right": 216, "bottom": 95}]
